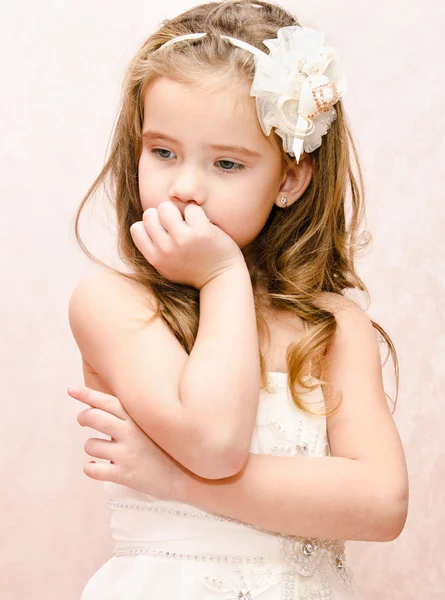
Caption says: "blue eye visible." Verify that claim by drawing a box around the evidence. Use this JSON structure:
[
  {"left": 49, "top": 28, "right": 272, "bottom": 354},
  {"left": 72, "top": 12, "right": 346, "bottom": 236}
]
[
  {"left": 216, "top": 160, "right": 246, "bottom": 173},
  {"left": 152, "top": 149, "right": 174, "bottom": 160},
  {"left": 150, "top": 149, "right": 246, "bottom": 174}
]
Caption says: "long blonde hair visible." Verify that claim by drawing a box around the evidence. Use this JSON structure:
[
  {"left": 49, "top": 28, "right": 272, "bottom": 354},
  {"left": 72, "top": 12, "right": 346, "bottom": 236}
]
[{"left": 74, "top": 0, "right": 398, "bottom": 416}]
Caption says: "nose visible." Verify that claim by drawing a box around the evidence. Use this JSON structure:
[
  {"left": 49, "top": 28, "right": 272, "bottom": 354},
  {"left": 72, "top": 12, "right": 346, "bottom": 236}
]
[{"left": 168, "top": 165, "right": 206, "bottom": 209}]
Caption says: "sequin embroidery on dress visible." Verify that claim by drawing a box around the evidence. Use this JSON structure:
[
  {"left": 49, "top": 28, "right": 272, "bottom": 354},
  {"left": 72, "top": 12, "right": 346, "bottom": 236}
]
[
  {"left": 203, "top": 562, "right": 284, "bottom": 598},
  {"left": 196, "top": 535, "right": 354, "bottom": 599}
]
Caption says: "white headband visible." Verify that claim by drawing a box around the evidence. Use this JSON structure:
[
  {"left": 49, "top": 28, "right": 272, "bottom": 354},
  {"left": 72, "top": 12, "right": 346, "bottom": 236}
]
[{"left": 159, "top": 26, "right": 346, "bottom": 163}]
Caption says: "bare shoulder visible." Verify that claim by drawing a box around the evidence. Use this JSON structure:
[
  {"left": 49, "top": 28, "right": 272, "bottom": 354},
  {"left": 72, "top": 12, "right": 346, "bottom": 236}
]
[
  {"left": 313, "top": 291, "right": 386, "bottom": 415},
  {"left": 314, "top": 291, "right": 374, "bottom": 335},
  {"left": 69, "top": 269, "right": 156, "bottom": 306},
  {"left": 311, "top": 291, "right": 381, "bottom": 388},
  {"left": 315, "top": 291, "right": 367, "bottom": 317},
  {"left": 68, "top": 270, "right": 160, "bottom": 361},
  {"left": 69, "top": 270, "right": 157, "bottom": 325}
]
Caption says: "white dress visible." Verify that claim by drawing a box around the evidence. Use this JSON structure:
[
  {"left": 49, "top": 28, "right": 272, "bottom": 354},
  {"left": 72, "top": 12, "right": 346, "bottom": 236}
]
[{"left": 81, "top": 371, "right": 360, "bottom": 599}]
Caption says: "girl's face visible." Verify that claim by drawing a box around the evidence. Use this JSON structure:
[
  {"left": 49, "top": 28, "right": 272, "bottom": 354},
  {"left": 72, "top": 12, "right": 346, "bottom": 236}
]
[{"left": 138, "top": 76, "right": 286, "bottom": 251}]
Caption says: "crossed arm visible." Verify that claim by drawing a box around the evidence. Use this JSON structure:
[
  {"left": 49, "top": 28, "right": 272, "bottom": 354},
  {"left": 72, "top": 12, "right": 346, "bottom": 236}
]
[
  {"left": 76, "top": 374, "right": 408, "bottom": 543},
  {"left": 178, "top": 450, "right": 408, "bottom": 543},
  {"left": 70, "top": 273, "right": 408, "bottom": 543}
]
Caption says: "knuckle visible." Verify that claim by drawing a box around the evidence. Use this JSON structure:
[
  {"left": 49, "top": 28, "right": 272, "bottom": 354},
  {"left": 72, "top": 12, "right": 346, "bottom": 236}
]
[
  {"left": 159, "top": 241, "right": 175, "bottom": 255},
  {"left": 122, "top": 468, "right": 136, "bottom": 488},
  {"left": 89, "top": 409, "right": 98, "bottom": 426},
  {"left": 174, "top": 232, "right": 188, "bottom": 246},
  {"left": 81, "top": 408, "right": 97, "bottom": 428},
  {"left": 146, "top": 247, "right": 159, "bottom": 262},
  {"left": 176, "top": 233, "right": 186, "bottom": 248},
  {"left": 142, "top": 211, "right": 153, "bottom": 230},
  {"left": 117, "top": 401, "right": 129, "bottom": 418},
  {"left": 196, "top": 228, "right": 210, "bottom": 240},
  {"left": 103, "top": 395, "right": 112, "bottom": 411}
]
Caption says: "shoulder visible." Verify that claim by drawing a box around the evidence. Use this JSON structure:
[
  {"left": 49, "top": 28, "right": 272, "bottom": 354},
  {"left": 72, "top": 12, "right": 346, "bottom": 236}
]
[
  {"left": 69, "top": 270, "right": 156, "bottom": 310},
  {"left": 314, "top": 291, "right": 374, "bottom": 333},
  {"left": 313, "top": 292, "right": 381, "bottom": 381},
  {"left": 69, "top": 270, "right": 157, "bottom": 334},
  {"left": 313, "top": 292, "right": 379, "bottom": 368},
  {"left": 315, "top": 291, "right": 365, "bottom": 316}
]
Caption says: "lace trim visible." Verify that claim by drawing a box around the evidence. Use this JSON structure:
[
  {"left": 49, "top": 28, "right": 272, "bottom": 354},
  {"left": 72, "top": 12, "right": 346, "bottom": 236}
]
[
  {"left": 108, "top": 499, "right": 256, "bottom": 528},
  {"left": 114, "top": 546, "right": 266, "bottom": 564}
]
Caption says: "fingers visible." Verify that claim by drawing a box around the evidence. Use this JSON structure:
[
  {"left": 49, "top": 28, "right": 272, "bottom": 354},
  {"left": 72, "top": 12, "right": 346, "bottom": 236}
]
[
  {"left": 84, "top": 437, "right": 117, "bottom": 461},
  {"left": 130, "top": 221, "right": 155, "bottom": 262},
  {"left": 143, "top": 206, "right": 172, "bottom": 248},
  {"left": 131, "top": 202, "right": 186, "bottom": 259},
  {"left": 150, "top": 201, "right": 190, "bottom": 243},
  {"left": 67, "top": 386, "right": 128, "bottom": 420},
  {"left": 83, "top": 460, "right": 119, "bottom": 482},
  {"left": 159, "top": 201, "right": 210, "bottom": 235},
  {"left": 77, "top": 407, "right": 124, "bottom": 439},
  {"left": 183, "top": 202, "right": 210, "bottom": 231},
  {"left": 132, "top": 202, "right": 209, "bottom": 255}
]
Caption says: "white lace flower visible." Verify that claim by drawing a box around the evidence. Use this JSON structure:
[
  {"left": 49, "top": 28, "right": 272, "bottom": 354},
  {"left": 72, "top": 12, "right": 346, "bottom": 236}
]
[{"left": 247, "top": 26, "right": 346, "bottom": 161}]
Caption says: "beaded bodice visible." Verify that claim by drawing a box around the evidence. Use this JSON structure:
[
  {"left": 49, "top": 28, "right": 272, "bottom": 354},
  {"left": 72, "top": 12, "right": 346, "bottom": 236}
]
[{"left": 104, "top": 372, "right": 357, "bottom": 599}]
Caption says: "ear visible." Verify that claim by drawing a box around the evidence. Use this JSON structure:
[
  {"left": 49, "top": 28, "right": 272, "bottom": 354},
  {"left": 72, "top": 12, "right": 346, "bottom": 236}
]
[{"left": 275, "top": 153, "right": 313, "bottom": 209}]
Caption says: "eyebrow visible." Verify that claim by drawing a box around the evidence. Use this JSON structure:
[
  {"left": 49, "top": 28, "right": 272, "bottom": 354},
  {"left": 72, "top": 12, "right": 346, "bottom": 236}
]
[{"left": 141, "top": 129, "right": 262, "bottom": 159}]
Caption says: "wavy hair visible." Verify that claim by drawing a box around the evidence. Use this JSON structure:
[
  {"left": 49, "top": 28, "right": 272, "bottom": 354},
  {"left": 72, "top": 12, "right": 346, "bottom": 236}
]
[{"left": 74, "top": 0, "right": 398, "bottom": 416}]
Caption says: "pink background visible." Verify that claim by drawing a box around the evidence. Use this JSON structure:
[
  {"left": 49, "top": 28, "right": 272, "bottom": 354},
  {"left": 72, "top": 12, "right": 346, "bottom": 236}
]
[{"left": 1, "top": 1, "right": 443, "bottom": 598}]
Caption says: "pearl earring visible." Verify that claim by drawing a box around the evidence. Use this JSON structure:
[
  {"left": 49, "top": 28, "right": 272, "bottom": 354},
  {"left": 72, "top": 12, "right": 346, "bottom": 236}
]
[{"left": 280, "top": 196, "right": 288, "bottom": 208}]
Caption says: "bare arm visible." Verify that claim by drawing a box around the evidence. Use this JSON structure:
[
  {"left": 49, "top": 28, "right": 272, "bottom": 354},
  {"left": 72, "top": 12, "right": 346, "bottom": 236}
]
[
  {"left": 170, "top": 294, "right": 408, "bottom": 542},
  {"left": 179, "top": 261, "right": 260, "bottom": 468},
  {"left": 69, "top": 267, "right": 259, "bottom": 480},
  {"left": 180, "top": 451, "right": 407, "bottom": 542}
]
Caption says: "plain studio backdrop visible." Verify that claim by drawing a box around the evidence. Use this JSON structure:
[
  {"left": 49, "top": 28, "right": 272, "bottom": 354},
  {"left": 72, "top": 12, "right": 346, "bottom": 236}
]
[{"left": 0, "top": 1, "right": 443, "bottom": 598}]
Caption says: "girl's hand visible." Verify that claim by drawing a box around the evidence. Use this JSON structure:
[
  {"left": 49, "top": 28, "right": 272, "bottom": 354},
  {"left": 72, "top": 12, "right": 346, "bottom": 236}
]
[
  {"left": 67, "top": 385, "right": 190, "bottom": 502},
  {"left": 130, "top": 200, "right": 244, "bottom": 290}
]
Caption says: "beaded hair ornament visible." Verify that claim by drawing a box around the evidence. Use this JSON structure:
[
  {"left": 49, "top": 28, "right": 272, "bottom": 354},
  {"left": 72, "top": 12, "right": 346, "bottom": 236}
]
[{"left": 160, "top": 26, "right": 346, "bottom": 164}]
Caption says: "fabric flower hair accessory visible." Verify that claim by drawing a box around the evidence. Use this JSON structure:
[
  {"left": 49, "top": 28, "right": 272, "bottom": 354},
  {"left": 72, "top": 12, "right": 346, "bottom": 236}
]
[
  {"left": 246, "top": 26, "right": 346, "bottom": 161},
  {"left": 160, "top": 26, "right": 346, "bottom": 163}
]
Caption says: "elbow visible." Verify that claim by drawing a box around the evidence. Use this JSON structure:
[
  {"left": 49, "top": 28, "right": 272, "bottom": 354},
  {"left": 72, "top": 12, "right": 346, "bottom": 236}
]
[
  {"left": 375, "top": 487, "right": 409, "bottom": 542},
  {"left": 188, "top": 435, "right": 250, "bottom": 480},
  {"left": 219, "top": 442, "right": 250, "bottom": 478}
]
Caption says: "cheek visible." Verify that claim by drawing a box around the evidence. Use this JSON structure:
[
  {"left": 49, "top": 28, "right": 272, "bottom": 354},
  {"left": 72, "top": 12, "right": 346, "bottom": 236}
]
[
  {"left": 217, "top": 196, "right": 272, "bottom": 248},
  {"left": 138, "top": 155, "right": 164, "bottom": 211}
]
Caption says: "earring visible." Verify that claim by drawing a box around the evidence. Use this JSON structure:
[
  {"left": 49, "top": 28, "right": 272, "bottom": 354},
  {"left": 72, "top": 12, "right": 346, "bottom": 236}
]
[{"left": 280, "top": 196, "right": 288, "bottom": 208}]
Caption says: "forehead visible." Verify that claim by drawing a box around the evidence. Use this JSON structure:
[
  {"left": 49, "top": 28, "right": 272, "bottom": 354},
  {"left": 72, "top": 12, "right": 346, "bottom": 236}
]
[{"left": 142, "top": 76, "right": 275, "bottom": 151}]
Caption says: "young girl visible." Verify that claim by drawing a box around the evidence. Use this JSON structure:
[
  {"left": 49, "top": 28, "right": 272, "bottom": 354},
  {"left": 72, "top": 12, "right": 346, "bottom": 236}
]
[{"left": 68, "top": 1, "right": 408, "bottom": 598}]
